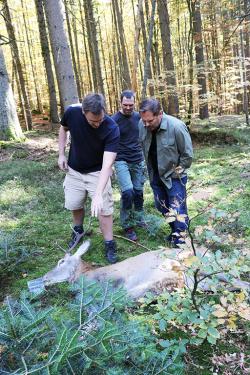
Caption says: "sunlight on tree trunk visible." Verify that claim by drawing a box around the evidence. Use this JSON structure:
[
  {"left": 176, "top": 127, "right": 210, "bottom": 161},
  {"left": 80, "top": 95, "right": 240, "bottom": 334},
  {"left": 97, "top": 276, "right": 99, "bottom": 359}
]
[
  {"left": 0, "top": 47, "right": 23, "bottom": 141},
  {"left": 43, "top": 0, "right": 78, "bottom": 111}
]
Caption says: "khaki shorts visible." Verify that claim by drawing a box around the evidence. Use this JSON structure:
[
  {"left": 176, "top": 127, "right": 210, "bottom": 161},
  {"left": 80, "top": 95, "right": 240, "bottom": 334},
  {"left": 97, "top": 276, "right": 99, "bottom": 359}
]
[{"left": 63, "top": 167, "right": 114, "bottom": 215}]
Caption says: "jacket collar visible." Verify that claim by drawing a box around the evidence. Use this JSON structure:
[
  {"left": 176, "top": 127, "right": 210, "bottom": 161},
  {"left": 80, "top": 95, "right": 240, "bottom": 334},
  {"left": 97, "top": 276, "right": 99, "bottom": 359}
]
[{"left": 158, "top": 113, "right": 168, "bottom": 131}]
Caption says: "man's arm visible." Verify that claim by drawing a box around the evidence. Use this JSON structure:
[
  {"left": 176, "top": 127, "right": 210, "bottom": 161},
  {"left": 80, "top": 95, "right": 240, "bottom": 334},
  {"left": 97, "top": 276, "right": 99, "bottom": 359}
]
[
  {"left": 175, "top": 125, "right": 193, "bottom": 171},
  {"left": 58, "top": 125, "right": 69, "bottom": 171},
  {"left": 91, "top": 151, "right": 117, "bottom": 217}
]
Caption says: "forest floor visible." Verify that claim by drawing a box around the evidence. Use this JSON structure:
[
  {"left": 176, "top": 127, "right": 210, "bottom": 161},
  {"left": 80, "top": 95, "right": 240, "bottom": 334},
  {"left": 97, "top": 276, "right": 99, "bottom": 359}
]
[{"left": 0, "top": 114, "right": 250, "bottom": 374}]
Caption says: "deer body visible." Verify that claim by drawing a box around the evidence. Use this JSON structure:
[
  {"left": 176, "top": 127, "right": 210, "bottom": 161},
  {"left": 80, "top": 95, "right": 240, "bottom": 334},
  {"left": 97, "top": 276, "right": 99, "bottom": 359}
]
[
  {"left": 41, "top": 241, "right": 249, "bottom": 298},
  {"left": 43, "top": 241, "right": 184, "bottom": 298}
]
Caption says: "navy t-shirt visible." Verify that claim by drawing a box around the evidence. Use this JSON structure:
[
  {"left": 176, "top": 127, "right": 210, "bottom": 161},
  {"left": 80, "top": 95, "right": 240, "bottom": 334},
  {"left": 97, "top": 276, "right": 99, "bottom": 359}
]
[
  {"left": 111, "top": 111, "right": 143, "bottom": 163},
  {"left": 61, "top": 104, "right": 120, "bottom": 173}
]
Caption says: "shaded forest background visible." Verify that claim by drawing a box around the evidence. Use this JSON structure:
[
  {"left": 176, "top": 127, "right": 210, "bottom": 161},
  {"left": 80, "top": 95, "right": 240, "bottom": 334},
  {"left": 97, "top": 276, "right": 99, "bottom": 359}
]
[{"left": 0, "top": 0, "right": 250, "bottom": 139}]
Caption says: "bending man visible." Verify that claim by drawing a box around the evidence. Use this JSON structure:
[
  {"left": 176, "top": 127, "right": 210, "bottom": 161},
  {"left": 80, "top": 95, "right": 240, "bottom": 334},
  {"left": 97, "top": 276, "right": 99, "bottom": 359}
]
[
  {"left": 139, "top": 98, "right": 193, "bottom": 246},
  {"left": 58, "top": 93, "right": 120, "bottom": 263}
]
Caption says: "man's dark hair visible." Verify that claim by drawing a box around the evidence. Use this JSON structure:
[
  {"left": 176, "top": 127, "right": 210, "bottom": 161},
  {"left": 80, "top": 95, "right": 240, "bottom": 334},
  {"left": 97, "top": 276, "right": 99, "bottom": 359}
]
[
  {"left": 139, "top": 98, "right": 162, "bottom": 115},
  {"left": 120, "top": 90, "right": 135, "bottom": 102},
  {"left": 82, "top": 93, "right": 106, "bottom": 115}
]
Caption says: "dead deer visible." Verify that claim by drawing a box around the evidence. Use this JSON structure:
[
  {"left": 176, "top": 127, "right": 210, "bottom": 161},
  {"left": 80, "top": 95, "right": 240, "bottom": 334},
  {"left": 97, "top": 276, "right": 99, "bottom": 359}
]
[{"left": 28, "top": 241, "right": 249, "bottom": 299}]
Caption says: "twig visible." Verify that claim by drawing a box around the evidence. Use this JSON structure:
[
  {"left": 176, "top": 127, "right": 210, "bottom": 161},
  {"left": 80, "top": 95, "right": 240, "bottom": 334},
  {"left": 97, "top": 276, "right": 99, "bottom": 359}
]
[{"left": 113, "top": 234, "right": 152, "bottom": 252}]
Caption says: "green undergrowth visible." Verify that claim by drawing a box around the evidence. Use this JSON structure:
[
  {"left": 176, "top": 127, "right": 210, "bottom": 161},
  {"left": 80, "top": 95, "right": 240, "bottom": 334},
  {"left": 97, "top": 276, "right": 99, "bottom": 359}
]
[{"left": 0, "top": 115, "right": 249, "bottom": 374}]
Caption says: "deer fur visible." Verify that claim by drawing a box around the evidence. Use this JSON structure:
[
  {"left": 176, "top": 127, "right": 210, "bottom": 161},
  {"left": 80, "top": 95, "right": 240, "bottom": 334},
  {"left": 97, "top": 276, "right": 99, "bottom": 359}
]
[{"left": 42, "top": 241, "right": 249, "bottom": 299}]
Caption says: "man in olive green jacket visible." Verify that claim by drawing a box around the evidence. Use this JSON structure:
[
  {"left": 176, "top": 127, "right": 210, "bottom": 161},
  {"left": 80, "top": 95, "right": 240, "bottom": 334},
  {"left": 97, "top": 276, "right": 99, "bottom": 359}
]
[{"left": 139, "top": 98, "right": 193, "bottom": 246}]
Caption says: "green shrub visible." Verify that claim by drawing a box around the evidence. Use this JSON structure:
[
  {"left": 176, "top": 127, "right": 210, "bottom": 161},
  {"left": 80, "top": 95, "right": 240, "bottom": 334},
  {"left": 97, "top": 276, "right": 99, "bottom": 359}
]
[{"left": 0, "top": 278, "right": 184, "bottom": 374}]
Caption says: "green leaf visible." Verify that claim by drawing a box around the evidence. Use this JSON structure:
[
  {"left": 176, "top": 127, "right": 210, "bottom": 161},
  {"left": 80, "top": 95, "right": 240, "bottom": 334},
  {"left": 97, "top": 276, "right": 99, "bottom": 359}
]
[
  {"left": 159, "top": 319, "right": 166, "bottom": 331},
  {"left": 207, "top": 335, "right": 217, "bottom": 345},
  {"left": 197, "top": 329, "right": 207, "bottom": 339},
  {"left": 207, "top": 326, "right": 220, "bottom": 338}
]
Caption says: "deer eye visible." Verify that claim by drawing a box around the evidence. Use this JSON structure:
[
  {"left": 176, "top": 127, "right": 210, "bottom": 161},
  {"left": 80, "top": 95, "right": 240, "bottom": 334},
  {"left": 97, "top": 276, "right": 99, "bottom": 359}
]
[{"left": 58, "top": 259, "right": 65, "bottom": 266}]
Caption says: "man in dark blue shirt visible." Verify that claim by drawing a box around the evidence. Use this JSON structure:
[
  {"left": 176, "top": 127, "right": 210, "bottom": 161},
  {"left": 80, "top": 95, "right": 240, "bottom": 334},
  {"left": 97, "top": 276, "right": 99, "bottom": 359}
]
[
  {"left": 112, "top": 90, "right": 145, "bottom": 241},
  {"left": 59, "top": 93, "right": 120, "bottom": 263}
]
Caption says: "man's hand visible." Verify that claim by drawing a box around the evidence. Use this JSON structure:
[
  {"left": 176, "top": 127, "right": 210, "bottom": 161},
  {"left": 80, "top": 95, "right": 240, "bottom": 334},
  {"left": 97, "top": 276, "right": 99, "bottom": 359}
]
[
  {"left": 91, "top": 194, "right": 103, "bottom": 217},
  {"left": 58, "top": 155, "right": 68, "bottom": 171},
  {"left": 174, "top": 166, "right": 184, "bottom": 175}
]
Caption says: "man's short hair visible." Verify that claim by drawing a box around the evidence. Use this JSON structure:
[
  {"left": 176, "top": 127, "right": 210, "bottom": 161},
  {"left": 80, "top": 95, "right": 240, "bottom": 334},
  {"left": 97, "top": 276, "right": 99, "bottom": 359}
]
[
  {"left": 120, "top": 90, "right": 135, "bottom": 102},
  {"left": 139, "top": 98, "right": 162, "bottom": 115},
  {"left": 82, "top": 93, "right": 106, "bottom": 115}
]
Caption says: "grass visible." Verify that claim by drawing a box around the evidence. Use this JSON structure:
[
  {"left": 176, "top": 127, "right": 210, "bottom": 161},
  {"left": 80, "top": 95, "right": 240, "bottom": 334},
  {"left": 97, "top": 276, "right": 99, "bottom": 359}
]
[{"left": 0, "top": 115, "right": 249, "bottom": 374}]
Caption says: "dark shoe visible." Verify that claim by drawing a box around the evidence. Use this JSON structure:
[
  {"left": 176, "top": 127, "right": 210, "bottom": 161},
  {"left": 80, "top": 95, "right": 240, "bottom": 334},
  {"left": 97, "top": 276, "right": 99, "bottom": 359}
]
[
  {"left": 165, "top": 234, "right": 174, "bottom": 243},
  {"left": 68, "top": 226, "right": 84, "bottom": 251},
  {"left": 124, "top": 228, "right": 137, "bottom": 241},
  {"left": 136, "top": 221, "right": 148, "bottom": 228},
  {"left": 104, "top": 240, "right": 117, "bottom": 264}
]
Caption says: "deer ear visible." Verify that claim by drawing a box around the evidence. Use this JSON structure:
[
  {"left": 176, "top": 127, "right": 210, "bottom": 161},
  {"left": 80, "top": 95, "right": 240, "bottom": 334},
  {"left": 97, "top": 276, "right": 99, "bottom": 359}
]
[{"left": 74, "top": 241, "right": 91, "bottom": 258}]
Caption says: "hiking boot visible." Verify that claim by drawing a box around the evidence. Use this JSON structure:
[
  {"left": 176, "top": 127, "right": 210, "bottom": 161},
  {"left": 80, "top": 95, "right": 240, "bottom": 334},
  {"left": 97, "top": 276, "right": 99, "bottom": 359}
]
[
  {"left": 165, "top": 234, "right": 174, "bottom": 244},
  {"left": 68, "top": 226, "right": 84, "bottom": 251},
  {"left": 136, "top": 221, "right": 148, "bottom": 228},
  {"left": 124, "top": 228, "right": 137, "bottom": 241},
  {"left": 104, "top": 240, "right": 117, "bottom": 264}
]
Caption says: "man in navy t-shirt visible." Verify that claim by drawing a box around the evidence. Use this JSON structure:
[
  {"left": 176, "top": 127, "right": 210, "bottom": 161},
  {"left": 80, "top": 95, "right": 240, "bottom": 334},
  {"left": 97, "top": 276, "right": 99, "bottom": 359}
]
[
  {"left": 58, "top": 93, "right": 120, "bottom": 263},
  {"left": 112, "top": 90, "right": 146, "bottom": 242}
]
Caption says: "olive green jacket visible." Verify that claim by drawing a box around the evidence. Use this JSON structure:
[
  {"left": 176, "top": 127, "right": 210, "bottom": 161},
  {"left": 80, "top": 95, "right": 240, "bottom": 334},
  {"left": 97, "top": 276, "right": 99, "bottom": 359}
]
[{"left": 138, "top": 113, "right": 193, "bottom": 188}]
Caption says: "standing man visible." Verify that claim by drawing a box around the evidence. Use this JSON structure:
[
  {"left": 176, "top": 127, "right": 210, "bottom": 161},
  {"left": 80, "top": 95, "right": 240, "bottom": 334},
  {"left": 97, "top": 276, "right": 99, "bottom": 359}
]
[
  {"left": 58, "top": 93, "right": 120, "bottom": 263},
  {"left": 139, "top": 98, "right": 193, "bottom": 246},
  {"left": 112, "top": 90, "right": 145, "bottom": 241}
]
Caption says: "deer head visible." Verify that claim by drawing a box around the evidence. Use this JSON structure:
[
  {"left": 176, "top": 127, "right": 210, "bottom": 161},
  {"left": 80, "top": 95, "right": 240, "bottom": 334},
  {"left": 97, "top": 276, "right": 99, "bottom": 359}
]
[{"left": 43, "top": 240, "right": 91, "bottom": 285}]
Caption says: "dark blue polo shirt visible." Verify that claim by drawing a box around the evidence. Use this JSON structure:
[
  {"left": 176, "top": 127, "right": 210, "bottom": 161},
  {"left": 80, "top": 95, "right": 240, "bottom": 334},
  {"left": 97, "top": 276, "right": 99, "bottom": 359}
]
[
  {"left": 111, "top": 111, "right": 143, "bottom": 163},
  {"left": 61, "top": 104, "right": 120, "bottom": 173}
]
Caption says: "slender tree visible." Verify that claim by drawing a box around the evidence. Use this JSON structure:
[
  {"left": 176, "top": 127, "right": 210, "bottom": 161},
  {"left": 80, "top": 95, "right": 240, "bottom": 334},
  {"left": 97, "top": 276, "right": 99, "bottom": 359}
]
[
  {"left": 192, "top": 0, "right": 209, "bottom": 119},
  {"left": 0, "top": 46, "right": 23, "bottom": 141},
  {"left": 157, "top": 0, "right": 179, "bottom": 115},
  {"left": 2, "top": 0, "right": 32, "bottom": 130},
  {"left": 132, "top": 0, "right": 143, "bottom": 92},
  {"left": 34, "top": 0, "right": 59, "bottom": 123},
  {"left": 43, "top": 0, "right": 78, "bottom": 111},
  {"left": 83, "top": 0, "right": 104, "bottom": 93},
  {"left": 141, "top": 0, "right": 156, "bottom": 99},
  {"left": 112, "top": 0, "right": 131, "bottom": 89}
]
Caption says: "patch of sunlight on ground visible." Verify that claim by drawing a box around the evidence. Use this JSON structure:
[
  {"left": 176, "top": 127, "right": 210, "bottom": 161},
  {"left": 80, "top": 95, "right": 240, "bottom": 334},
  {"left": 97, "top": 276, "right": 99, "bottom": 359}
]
[{"left": 0, "top": 180, "right": 31, "bottom": 205}]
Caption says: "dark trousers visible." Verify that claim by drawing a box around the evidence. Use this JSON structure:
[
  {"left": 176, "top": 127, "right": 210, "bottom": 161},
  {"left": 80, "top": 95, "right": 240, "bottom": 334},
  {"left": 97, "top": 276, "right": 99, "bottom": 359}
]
[{"left": 150, "top": 172, "right": 188, "bottom": 234}]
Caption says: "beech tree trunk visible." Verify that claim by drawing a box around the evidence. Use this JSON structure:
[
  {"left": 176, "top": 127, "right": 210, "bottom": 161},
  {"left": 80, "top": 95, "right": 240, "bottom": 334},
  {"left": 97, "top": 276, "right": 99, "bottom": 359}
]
[
  {"left": 141, "top": 0, "right": 156, "bottom": 99},
  {"left": 112, "top": 0, "right": 131, "bottom": 89},
  {"left": 34, "top": 0, "right": 59, "bottom": 123},
  {"left": 192, "top": 0, "right": 209, "bottom": 119},
  {"left": 2, "top": 0, "right": 32, "bottom": 130},
  {"left": 43, "top": 0, "right": 78, "bottom": 111},
  {"left": 83, "top": 0, "right": 104, "bottom": 94},
  {"left": 157, "top": 0, "right": 179, "bottom": 115},
  {"left": 0, "top": 47, "right": 23, "bottom": 141}
]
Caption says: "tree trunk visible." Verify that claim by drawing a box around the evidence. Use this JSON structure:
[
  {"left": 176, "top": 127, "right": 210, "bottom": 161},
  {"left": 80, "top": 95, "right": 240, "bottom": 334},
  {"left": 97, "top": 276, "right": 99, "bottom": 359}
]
[
  {"left": 64, "top": 0, "right": 82, "bottom": 99},
  {"left": 157, "top": 0, "right": 179, "bottom": 115},
  {"left": 186, "top": 0, "right": 194, "bottom": 123},
  {"left": 192, "top": 0, "right": 209, "bottom": 119},
  {"left": 141, "top": 0, "right": 156, "bottom": 99},
  {"left": 132, "top": 0, "right": 143, "bottom": 92},
  {"left": 43, "top": 0, "right": 78, "bottom": 111},
  {"left": 34, "top": 0, "right": 59, "bottom": 123},
  {"left": 140, "top": 1, "right": 154, "bottom": 96},
  {"left": 21, "top": 0, "right": 43, "bottom": 114},
  {"left": 83, "top": 0, "right": 104, "bottom": 94},
  {"left": 112, "top": 0, "right": 131, "bottom": 89},
  {"left": 240, "top": 26, "right": 249, "bottom": 125},
  {"left": 78, "top": 0, "right": 93, "bottom": 92},
  {"left": 2, "top": 0, "right": 32, "bottom": 130},
  {"left": 0, "top": 47, "right": 23, "bottom": 141}
]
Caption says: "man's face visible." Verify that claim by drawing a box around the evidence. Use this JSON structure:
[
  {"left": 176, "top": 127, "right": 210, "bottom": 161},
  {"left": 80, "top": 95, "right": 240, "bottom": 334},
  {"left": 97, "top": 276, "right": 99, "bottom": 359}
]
[
  {"left": 84, "top": 110, "right": 105, "bottom": 129},
  {"left": 140, "top": 111, "right": 163, "bottom": 131},
  {"left": 121, "top": 97, "right": 135, "bottom": 116}
]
